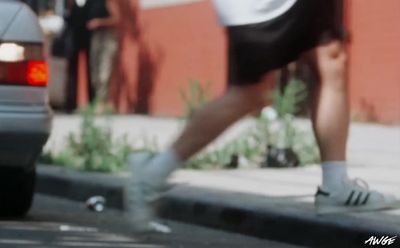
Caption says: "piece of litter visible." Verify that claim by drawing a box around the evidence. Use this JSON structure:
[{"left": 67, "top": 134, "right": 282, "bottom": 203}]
[
  {"left": 149, "top": 221, "right": 172, "bottom": 234},
  {"left": 86, "top": 196, "right": 106, "bottom": 212},
  {"left": 59, "top": 225, "right": 70, "bottom": 231},
  {"left": 59, "top": 225, "right": 98, "bottom": 233}
]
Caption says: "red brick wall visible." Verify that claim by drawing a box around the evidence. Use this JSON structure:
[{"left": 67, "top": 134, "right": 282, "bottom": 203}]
[
  {"left": 141, "top": 1, "right": 227, "bottom": 116},
  {"left": 113, "top": 0, "right": 400, "bottom": 123},
  {"left": 345, "top": 0, "right": 400, "bottom": 123}
]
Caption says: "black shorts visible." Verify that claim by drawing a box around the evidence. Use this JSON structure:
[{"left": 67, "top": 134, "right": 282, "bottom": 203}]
[{"left": 227, "top": 0, "right": 344, "bottom": 85}]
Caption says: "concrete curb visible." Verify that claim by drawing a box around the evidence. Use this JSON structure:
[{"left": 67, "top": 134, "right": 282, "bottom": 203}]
[{"left": 36, "top": 166, "right": 400, "bottom": 248}]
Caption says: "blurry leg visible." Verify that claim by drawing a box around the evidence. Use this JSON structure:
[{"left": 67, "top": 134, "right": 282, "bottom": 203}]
[
  {"left": 65, "top": 49, "right": 78, "bottom": 112},
  {"left": 125, "top": 72, "right": 276, "bottom": 230},
  {"left": 96, "top": 30, "right": 118, "bottom": 101},
  {"left": 89, "top": 31, "right": 102, "bottom": 102},
  {"left": 174, "top": 73, "right": 275, "bottom": 161},
  {"left": 90, "top": 30, "right": 118, "bottom": 112},
  {"left": 138, "top": 72, "right": 276, "bottom": 185},
  {"left": 86, "top": 48, "right": 95, "bottom": 103}
]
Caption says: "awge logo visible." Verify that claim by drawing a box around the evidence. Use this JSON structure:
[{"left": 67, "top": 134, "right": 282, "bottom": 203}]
[{"left": 365, "top": 236, "right": 397, "bottom": 246}]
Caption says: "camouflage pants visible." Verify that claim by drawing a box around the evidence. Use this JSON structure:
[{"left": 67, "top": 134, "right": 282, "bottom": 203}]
[{"left": 89, "top": 28, "right": 118, "bottom": 100}]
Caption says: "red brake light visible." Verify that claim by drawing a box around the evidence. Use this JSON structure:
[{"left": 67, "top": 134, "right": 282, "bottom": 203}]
[
  {"left": 0, "top": 43, "right": 47, "bottom": 87},
  {"left": 0, "top": 60, "right": 48, "bottom": 87},
  {"left": 27, "top": 61, "right": 48, "bottom": 86}
]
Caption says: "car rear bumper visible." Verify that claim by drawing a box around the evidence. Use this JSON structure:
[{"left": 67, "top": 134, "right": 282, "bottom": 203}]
[{"left": 0, "top": 107, "right": 52, "bottom": 167}]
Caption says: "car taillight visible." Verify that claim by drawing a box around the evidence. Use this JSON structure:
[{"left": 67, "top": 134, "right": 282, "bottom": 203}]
[
  {"left": 27, "top": 61, "right": 48, "bottom": 86},
  {"left": 0, "top": 43, "right": 48, "bottom": 87}
]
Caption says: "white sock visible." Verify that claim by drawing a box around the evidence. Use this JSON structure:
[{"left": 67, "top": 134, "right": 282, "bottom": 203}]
[
  {"left": 144, "top": 148, "right": 183, "bottom": 185},
  {"left": 321, "top": 161, "right": 349, "bottom": 192}
]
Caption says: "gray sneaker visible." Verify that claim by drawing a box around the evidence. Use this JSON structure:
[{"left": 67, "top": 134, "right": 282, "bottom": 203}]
[
  {"left": 315, "top": 178, "right": 399, "bottom": 215},
  {"left": 124, "top": 153, "right": 163, "bottom": 232}
]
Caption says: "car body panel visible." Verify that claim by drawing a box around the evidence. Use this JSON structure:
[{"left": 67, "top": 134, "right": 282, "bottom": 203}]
[
  {"left": 0, "top": 1, "right": 43, "bottom": 43},
  {"left": 0, "top": 0, "right": 51, "bottom": 168},
  {"left": 0, "top": 1, "right": 21, "bottom": 37},
  {"left": 0, "top": 85, "right": 47, "bottom": 105},
  {"left": 0, "top": 112, "right": 50, "bottom": 167}
]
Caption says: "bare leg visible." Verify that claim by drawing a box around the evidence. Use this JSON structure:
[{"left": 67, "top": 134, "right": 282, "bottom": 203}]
[
  {"left": 173, "top": 72, "right": 276, "bottom": 161},
  {"left": 305, "top": 40, "right": 349, "bottom": 162},
  {"left": 307, "top": 41, "right": 399, "bottom": 212}
]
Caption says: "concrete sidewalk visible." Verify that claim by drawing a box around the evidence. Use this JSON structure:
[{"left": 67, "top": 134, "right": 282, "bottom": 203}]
[
  {"left": 38, "top": 115, "right": 400, "bottom": 247},
  {"left": 46, "top": 114, "right": 400, "bottom": 168}
]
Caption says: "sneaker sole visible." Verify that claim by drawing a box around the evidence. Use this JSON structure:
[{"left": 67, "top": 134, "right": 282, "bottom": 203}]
[{"left": 316, "top": 200, "right": 400, "bottom": 215}]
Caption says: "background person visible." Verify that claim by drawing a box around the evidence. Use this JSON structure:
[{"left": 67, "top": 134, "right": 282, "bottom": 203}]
[
  {"left": 86, "top": 0, "right": 120, "bottom": 111},
  {"left": 64, "top": 0, "right": 92, "bottom": 112}
]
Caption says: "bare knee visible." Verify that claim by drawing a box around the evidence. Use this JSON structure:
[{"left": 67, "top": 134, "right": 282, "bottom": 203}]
[
  {"left": 236, "top": 89, "right": 272, "bottom": 114},
  {"left": 229, "top": 73, "right": 275, "bottom": 112},
  {"left": 242, "top": 90, "right": 270, "bottom": 111},
  {"left": 316, "top": 41, "right": 347, "bottom": 91}
]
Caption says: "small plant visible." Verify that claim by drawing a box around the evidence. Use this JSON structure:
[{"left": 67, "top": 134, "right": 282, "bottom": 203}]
[
  {"left": 41, "top": 101, "right": 138, "bottom": 172},
  {"left": 292, "top": 130, "right": 320, "bottom": 166},
  {"left": 272, "top": 79, "right": 308, "bottom": 117},
  {"left": 271, "top": 79, "right": 308, "bottom": 147},
  {"left": 180, "top": 79, "right": 212, "bottom": 118},
  {"left": 66, "top": 101, "right": 132, "bottom": 172},
  {"left": 264, "top": 79, "right": 320, "bottom": 167}
]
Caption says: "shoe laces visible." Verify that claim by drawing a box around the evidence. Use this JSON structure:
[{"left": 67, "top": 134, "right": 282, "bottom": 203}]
[{"left": 347, "top": 178, "right": 370, "bottom": 191}]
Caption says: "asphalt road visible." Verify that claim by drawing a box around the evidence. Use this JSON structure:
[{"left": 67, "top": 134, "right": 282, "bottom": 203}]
[{"left": 0, "top": 194, "right": 302, "bottom": 248}]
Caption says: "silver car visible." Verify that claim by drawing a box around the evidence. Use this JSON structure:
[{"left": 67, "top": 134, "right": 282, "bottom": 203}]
[{"left": 0, "top": 0, "right": 52, "bottom": 216}]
